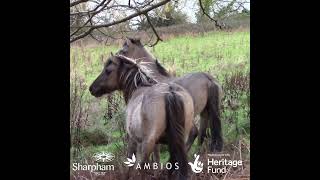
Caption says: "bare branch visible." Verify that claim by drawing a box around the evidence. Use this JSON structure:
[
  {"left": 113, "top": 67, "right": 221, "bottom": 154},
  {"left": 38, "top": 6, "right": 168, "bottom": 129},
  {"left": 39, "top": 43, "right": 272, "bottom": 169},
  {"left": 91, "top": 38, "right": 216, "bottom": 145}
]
[
  {"left": 132, "top": 0, "right": 155, "bottom": 9},
  {"left": 89, "top": 32, "right": 103, "bottom": 43},
  {"left": 199, "top": 0, "right": 223, "bottom": 29},
  {"left": 71, "top": 0, "right": 111, "bottom": 37},
  {"left": 70, "top": 0, "right": 171, "bottom": 43},
  {"left": 70, "top": 0, "right": 89, "bottom": 7},
  {"left": 145, "top": 13, "right": 162, "bottom": 47}
]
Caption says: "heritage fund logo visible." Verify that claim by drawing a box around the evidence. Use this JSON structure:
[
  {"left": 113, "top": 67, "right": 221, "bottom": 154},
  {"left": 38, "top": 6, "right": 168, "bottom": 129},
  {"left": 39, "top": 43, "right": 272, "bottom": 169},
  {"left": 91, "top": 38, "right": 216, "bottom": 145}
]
[
  {"left": 124, "top": 154, "right": 179, "bottom": 170},
  {"left": 72, "top": 151, "right": 115, "bottom": 175},
  {"left": 188, "top": 154, "right": 203, "bottom": 173},
  {"left": 189, "top": 153, "right": 243, "bottom": 174}
]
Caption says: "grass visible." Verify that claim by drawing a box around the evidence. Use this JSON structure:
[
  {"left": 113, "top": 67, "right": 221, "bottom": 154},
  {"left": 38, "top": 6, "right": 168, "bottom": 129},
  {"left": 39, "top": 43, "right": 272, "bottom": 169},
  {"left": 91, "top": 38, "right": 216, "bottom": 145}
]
[
  {"left": 70, "top": 30, "right": 250, "bottom": 164},
  {"left": 71, "top": 30, "right": 249, "bottom": 84}
]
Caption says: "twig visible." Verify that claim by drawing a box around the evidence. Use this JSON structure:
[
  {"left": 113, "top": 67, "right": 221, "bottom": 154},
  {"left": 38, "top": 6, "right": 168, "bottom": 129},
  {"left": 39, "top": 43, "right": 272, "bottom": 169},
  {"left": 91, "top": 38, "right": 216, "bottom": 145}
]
[
  {"left": 223, "top": 150, "right": 236, "bottom": 180},
  {"left": 199, "top": 0, "right": 223, "bottom": 29},
  {"left": 239, "top": 139, "right": 244, "bottom": 172},
  {"left": 144, "top": 12, "right": 162, "bottom": 47},
  {"left": 70, "top": 0, "right": 111, "bottom": 37},
  {"left": 89, "top": 32, "right": 103, "bottom": 43},
  {"left": 70, "top": 0, "right": 89, "bottom": 7},
  {"left": 70, "top": 0, "right": 171, "bottom": 43}
]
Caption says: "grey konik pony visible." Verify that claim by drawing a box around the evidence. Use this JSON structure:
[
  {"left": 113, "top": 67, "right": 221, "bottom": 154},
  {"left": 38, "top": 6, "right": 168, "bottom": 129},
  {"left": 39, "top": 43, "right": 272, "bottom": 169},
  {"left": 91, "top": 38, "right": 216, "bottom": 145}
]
[
  {"left": 118, "top": 38, "right": 224, "bottom": 153},
  {"left": 89, "top": 54, "right": 194, "bottom": 180}
]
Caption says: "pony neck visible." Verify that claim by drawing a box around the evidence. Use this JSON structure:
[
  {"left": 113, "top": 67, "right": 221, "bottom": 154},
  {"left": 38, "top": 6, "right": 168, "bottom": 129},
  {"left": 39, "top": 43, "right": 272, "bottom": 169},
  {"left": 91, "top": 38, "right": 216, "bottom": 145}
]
[
  {"left": 119, "top": 68, "right": 156, "bottom": 104},
  {"left": 139, "top": 47, "right": 156, "bottom": 62},
  {"left": 138, "top": 48, "right": 172, "bottom": 81}
]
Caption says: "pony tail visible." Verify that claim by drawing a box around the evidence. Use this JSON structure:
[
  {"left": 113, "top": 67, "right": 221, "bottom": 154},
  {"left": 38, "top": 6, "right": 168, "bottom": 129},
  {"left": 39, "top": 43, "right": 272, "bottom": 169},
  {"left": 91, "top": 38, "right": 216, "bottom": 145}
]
[
  {"left": 207, "top": 78, "right": 223, "bottom": 152},
  {"left": 165, "top": 85, "right": 188, "bottom": 180}
]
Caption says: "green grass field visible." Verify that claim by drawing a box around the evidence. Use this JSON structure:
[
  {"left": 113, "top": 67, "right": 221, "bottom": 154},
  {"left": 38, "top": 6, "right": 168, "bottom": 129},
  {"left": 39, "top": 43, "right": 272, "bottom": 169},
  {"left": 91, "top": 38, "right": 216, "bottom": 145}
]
[
  {"left": 71, "top": 30, "right": 249, "bottom": 83},
  {"left": 70, "top": 30, "right": 250, "bottom": 164}
]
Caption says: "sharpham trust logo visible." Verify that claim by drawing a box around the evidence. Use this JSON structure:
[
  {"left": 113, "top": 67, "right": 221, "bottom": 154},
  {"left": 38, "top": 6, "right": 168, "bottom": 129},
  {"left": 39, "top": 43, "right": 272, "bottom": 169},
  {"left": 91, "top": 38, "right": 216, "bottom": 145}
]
[
  {"left": 93, "top": 151, "right": 115, "bottom": 162},
  {"left": 72, "top": 151, "right": 115, "bottom": 175}
]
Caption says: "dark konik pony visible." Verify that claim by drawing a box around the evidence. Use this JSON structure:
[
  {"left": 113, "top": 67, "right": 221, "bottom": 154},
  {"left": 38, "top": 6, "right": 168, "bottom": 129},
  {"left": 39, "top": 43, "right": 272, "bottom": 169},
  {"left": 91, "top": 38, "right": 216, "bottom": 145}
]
[
  {"left": 117, "top": 37, "right": 223, "bottom": 153},
  {"left": 89, "top": 54, "right": 194, "bottom": 180}
]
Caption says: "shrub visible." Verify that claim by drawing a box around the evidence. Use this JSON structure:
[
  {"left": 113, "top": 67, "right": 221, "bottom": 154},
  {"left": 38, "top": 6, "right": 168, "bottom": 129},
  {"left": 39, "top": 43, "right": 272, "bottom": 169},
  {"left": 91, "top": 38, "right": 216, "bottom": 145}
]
[
  {"left": 221, "top": 70, "right": 250, "bottom": 143},
  {"left": 79, "top": 128, "right": 109, "bottom": 146}
]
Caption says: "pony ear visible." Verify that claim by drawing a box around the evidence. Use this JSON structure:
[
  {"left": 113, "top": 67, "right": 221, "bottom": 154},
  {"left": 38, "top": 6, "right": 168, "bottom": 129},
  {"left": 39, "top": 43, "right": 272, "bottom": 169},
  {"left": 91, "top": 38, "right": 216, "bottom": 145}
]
[
  {"left": 126, "top": 37, "right": 142, "bottom": 46},
  {"left": 125, "top": 37, "right": 133, "bottom": 44},
  {"left": 125, "top": 37, "right": 133, "bottom": 46}
]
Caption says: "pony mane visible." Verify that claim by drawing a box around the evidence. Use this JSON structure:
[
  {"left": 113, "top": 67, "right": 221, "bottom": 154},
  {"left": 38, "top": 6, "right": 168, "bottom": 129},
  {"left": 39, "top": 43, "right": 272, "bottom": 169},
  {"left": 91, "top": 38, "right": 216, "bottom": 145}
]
[
  {"left": 116, "top": 55, "right": 158, "bottom": 103},
  {"left": 116, "top": 38, "right": 172, "bottom": 80},
  {"left": 155, "top": 59, "right": 171, "bottom": 77}
]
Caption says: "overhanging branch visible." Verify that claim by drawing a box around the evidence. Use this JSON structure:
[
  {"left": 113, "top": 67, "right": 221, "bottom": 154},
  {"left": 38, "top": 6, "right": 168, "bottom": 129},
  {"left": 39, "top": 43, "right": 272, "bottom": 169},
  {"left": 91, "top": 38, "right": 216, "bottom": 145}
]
[
  {"left": 70, "top": 0, "right": 171, "bottom": 43},
  {"left": 70, "top": 0, "right": 90, "bottom": 7},
  {"left": 70, "top": 0, "right": 111, "bottom": 37},
  {"left": 199, "top": 0, "right": 223, "bottom": 29},
  {"left": 145, "top": 13, "right": 162, "bottom": 47}
]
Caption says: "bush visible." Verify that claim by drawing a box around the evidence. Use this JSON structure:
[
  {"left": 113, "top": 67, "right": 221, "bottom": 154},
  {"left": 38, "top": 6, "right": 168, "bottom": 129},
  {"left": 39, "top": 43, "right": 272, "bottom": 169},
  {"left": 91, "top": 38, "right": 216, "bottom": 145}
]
[
  {"left": 221, "top": 70, "right": 250, "bottom": 143},
  {"left": 79, "top": 128, "right": 109, "bottom": 146}
]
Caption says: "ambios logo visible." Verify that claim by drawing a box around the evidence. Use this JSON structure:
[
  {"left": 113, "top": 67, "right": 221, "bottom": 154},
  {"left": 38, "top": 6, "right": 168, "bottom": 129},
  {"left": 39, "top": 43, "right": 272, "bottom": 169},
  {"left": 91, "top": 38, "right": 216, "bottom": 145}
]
[
  {"left": 124, "top": 154, "right": 179, "bottom": 170},
  {"left": 72, "top": 151, "right": 115, "bottom": 175}
]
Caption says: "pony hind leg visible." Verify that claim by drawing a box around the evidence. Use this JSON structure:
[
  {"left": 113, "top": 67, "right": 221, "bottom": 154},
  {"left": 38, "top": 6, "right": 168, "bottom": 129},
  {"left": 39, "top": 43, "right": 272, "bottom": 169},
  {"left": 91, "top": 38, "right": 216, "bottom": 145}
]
[
  {"left": 186, "top": 124, "right": 198, "bottom": 152},
  {"left": 199, "top": 111, "right": 209, "bottom": 146},
  {"left": 140, "top": 138, "right": 156, "bottom": 180},
  {"left": 125, "top": 139, "right": 137, "bottom": 180},
  {"left": 207, "top": 82, "right": 223, "bottom": 152}
]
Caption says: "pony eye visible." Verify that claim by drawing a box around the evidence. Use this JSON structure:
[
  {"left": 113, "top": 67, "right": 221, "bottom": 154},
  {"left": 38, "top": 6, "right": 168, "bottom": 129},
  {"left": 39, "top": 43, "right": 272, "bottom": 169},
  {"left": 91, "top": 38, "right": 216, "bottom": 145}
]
[
  {"left": 120, "top": 49, "right": 127, "bottom": 55},
  {"left": 105, "top": 69, "right": 112, "bottom": 75},
  {"left": 105, "top": 60, "right": 112, "bottom": 67}
]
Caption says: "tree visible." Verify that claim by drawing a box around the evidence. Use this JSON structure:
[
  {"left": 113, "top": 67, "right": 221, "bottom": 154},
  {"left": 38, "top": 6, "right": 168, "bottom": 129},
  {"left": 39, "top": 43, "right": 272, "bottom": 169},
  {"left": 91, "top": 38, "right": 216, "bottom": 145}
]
[
  {"left": 137, "top": 1, "right": 188, "bottom": 30},
  {"left": 196, "top": 0, "right": 214, "bottom": 23},
  {"left": 196, "top": 0, "right": 249, "bottom": 27},
  {"left": 70, "top": 0, "right": 250, "bottom": 45}
]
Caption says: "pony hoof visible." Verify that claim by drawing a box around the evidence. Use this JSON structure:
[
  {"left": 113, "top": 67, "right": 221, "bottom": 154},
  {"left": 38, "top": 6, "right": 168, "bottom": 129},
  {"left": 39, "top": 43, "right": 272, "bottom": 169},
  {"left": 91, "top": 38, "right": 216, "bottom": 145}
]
[{"left": 210, "top": 140, "right": 223, "bottom": 152}]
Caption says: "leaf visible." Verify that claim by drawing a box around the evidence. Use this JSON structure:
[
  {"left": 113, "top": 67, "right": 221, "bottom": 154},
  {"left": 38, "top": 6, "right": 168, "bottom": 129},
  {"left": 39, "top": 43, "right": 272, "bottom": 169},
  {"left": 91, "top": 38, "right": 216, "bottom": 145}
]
[
  {"left": 128, "top": 164, "right": 134, "bottom": 167},
  {"left": 124, "top": 162, "right": 131, "bottom": 165},
  {"left": 127, "top": 158, "right": 133, "bottom": 163}
]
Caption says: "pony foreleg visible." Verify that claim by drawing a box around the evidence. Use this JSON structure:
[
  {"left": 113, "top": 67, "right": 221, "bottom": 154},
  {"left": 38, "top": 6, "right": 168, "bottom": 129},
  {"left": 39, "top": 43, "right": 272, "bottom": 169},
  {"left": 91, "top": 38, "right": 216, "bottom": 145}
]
[
  {"left": 127, "top": 139, "right": 137, "bottom": 157},
  {"left": 151, "top": 144, "right": 160, "bottom": 163}
]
